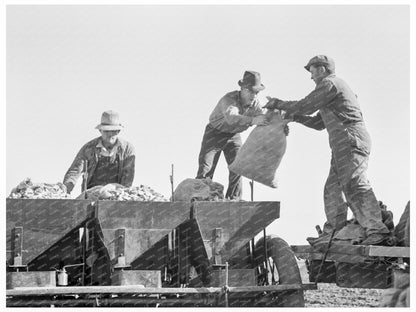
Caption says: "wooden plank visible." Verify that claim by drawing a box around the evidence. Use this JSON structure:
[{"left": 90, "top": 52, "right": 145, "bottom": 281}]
[
  {"left": 228, "top": 284, "right": 316, "bottom": 292},
  {"left": 291, "top": 244, "right": 368, "bottom": 255},
  {"left": 367, "top": 246, "right": 410, "bottom": 257},
  {"left": 292, "top": 246, "right": 367, "bottom": 263},
  {"left": 111, "top": 270, "right": 161, "bottom": 287},
  {"left": 301, "top": 283, "right": 317, "bottom": 290},
  {"left": 7, "top": 283, "right": 313, "bottom": 296},
  {"left": 7, "top": 271, "right": 56, "bottom": 289},
  {"left": 7, "top": 297, "right": 219, "bottom": 307},
  {"left": 292, "top": 245, "right": 410, "bottom": 258},
  {"left": 308, "top": 253, "right": 367, "bottom": 263}
]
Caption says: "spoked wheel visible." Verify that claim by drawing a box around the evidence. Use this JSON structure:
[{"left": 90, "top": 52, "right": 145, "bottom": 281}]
[
  {"left": 255, "top": 252, "right": 279, "bottom": 286},
  {"left": 253, "top": 235, "right": 305, "bottom": 307}
]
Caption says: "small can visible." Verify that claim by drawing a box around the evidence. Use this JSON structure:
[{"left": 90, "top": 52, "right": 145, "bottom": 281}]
[{"left": 57, "top": 269, "right": 68, "bottom": 286}]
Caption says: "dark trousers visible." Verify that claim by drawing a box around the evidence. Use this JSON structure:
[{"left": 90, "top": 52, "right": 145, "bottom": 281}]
[{"left": 196, "top": 124, "right": 242, "bottom": 199}]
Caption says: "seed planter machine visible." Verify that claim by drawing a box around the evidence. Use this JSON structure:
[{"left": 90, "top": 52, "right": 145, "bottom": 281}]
[{"left": 6, "top": 198, "right": 315, "bottom": 307}]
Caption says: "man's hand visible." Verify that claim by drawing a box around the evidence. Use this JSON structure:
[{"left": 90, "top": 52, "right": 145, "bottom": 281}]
[
  {"left": 251, "top": 115, "right": 269, "bottom": 126},
  {"left": 264, "top": 96, "right": 285, "bottom": 110},
  {"left": 63, "top": 182, "right": 73, "bottom": 194},
  {"left": 282, "top": 111, "right": 294, "bottom": 121},
  {"left": 284, "top": 124, "right": 289, "bottom": 136}
]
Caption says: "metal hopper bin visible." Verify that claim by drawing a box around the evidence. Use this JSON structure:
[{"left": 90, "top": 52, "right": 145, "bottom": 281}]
[{"left": 6, "top": 198, "right": 315, "bottom": 307}]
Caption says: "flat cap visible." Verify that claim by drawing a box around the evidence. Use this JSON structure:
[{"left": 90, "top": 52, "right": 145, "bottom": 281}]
[{"left": 304, "top": 55, "right": 335, "bottom": 72}]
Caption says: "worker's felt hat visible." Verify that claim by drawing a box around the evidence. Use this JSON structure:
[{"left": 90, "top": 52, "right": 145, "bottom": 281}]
[
  {"left": 238, "top": 71, "right": 265, "bottom": 92},
  {"left": 304, "top": 55, "right": 335, "bottom": 72},
  {"left": 95, "top": 110, "right": 124, "bottom": 131}
]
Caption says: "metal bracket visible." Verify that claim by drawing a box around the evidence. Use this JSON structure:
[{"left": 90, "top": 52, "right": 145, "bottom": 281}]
[
  {"left": 8, "top": 227, "right": 28, "bottom": 272},
  {"left": 212, "top": 228, "right": 223, "bottom": 265},
  {"left": 114, "top": 228, "right": 130, "bottom": 270},
  {"left": 11, "top": 227, "right": 23, "bottom": 266}
]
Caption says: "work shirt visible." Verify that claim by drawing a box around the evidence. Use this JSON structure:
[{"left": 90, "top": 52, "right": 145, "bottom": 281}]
[
  {"left": 279, "top": 74, "right": 371, "bottom": 154},
  {"left": 209, "top": 91, "right": 264, "bottom": 133},
  {"left": 279, "top": 74, "right": 363, "bottom": 122},
  {"left": 96, "top": 140, "right": 118, "bottom": 157},
  {"left": 63, "top": 137, "right": 135, "bottom": 193}
]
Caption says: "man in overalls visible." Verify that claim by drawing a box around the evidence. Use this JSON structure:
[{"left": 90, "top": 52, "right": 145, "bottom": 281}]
[
  {"left": 266, "top": 55, "right": 391, "bottom": 245},
  {"left": 63, "top": 110, "right": 135, "bottom": 194}
]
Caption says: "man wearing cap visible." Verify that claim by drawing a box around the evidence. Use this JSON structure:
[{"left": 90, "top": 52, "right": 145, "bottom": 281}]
[
  {"left": 266, "top": 55, "right": 391, "bottom": 246},
  {"left": 196, "top": 70, "right": 269, "bottom": 200},
  {"left": 63, "top": 110, "right": 135, "bottom": 194}
]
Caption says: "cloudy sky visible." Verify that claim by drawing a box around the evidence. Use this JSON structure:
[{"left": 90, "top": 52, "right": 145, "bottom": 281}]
[{"left": 4, "top": 3, "right": 412, "bottom": 245}]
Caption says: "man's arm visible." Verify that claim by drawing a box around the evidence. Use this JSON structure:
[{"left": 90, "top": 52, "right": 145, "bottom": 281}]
[
  {"left": 120, "top": 143, "right": 135, "bottom": 187},
  {"left": 223, "top": 105, "right": 255, "bottom": 127},
  {"left": 223, "top": 100, "right": 268, "bottom": 127},
  {"left": 267, "top": 79, "right": 337, "bottom": 115},
  {"left": 63, "top": 147, "right": 87, "bottom": 194},
  {"left": 293, "top": 112, "right": 326, "bottom": 130}
]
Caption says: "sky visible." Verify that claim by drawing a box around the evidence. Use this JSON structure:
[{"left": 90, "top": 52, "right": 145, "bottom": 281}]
[{"left": 4, "top": 4, "right": 412, "bottom": 246}]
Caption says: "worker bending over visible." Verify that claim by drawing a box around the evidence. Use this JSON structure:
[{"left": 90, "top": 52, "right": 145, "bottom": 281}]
[{"left": 63, "top": 110, "right": 135, "bottom": 194}]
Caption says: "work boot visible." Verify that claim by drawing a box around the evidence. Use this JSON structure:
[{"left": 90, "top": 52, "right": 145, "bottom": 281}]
[
  {"left": 306, "top": 233, "right": 330, "bottom": 246},
  {"left": 361, "top": 233, "right": 390, "bottom": 246}
]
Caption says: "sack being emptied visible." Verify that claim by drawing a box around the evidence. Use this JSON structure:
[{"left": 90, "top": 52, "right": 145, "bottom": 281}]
[{"left": 228, "top": 110, "right": 288, "bottom": 188}]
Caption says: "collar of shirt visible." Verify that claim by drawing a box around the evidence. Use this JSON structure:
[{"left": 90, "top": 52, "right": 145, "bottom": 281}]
[
  {"left": 96, "top": 140, "right": 119, "bottom": 157},
  {"left": 238, "top": 91, "right": 256, "bottom": 110},
  {"left": 316, "top": 73, "right": 336, "bottom": 86}
]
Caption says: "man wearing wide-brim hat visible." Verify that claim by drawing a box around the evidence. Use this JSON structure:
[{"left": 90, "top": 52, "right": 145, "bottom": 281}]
[
  {"left": 265, "top": 55, "right": 391, "bottom": 246},
  {"left": 196, "top": 71, "right": 269, "bottom": 200},
  {"left": 63, "top": 110, "right": 135, "bottom": 194}
]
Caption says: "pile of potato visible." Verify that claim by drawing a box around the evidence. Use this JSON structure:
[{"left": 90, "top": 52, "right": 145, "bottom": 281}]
[
  {"left": 77, "top": 183, "right": 168, "bottom": 201},
  {"left": 101, "top": 184, "right": 169, "bottom": 201},
  {"left": 8, "top": 178, "right": 70, "bottom": 199}
]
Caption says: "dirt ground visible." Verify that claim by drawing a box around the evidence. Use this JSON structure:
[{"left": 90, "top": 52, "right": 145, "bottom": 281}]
[
  {"left": 297, "top": 260, "right": 384, "bottom": 307},
  {"left": 304, "top": 283, "right": 383, "bottom": 307}
]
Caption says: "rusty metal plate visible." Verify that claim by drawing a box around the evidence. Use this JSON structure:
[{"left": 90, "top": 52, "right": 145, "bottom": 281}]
[
  {"left": 192, "top": 201, "right": 280, "bottom": 260},
  {"left": 102, "top": 228, "right": 171, "bottom": 264},
  {"left": 6, "top": 199, "right": 93, "bottom": 265},
  {"left": 96, "top": 201, "right": 191, "bottom": 264}
]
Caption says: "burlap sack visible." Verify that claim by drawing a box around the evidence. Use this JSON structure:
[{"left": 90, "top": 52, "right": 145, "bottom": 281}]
[
  {"left": 173, "top": 178, "right": 224, "bottom": 202},
  {"left": 228, "top": 110, "right": 288, "bottom": 188},
  {"left": 76, "top": 183, "right": 125, "bottom": 200}
]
